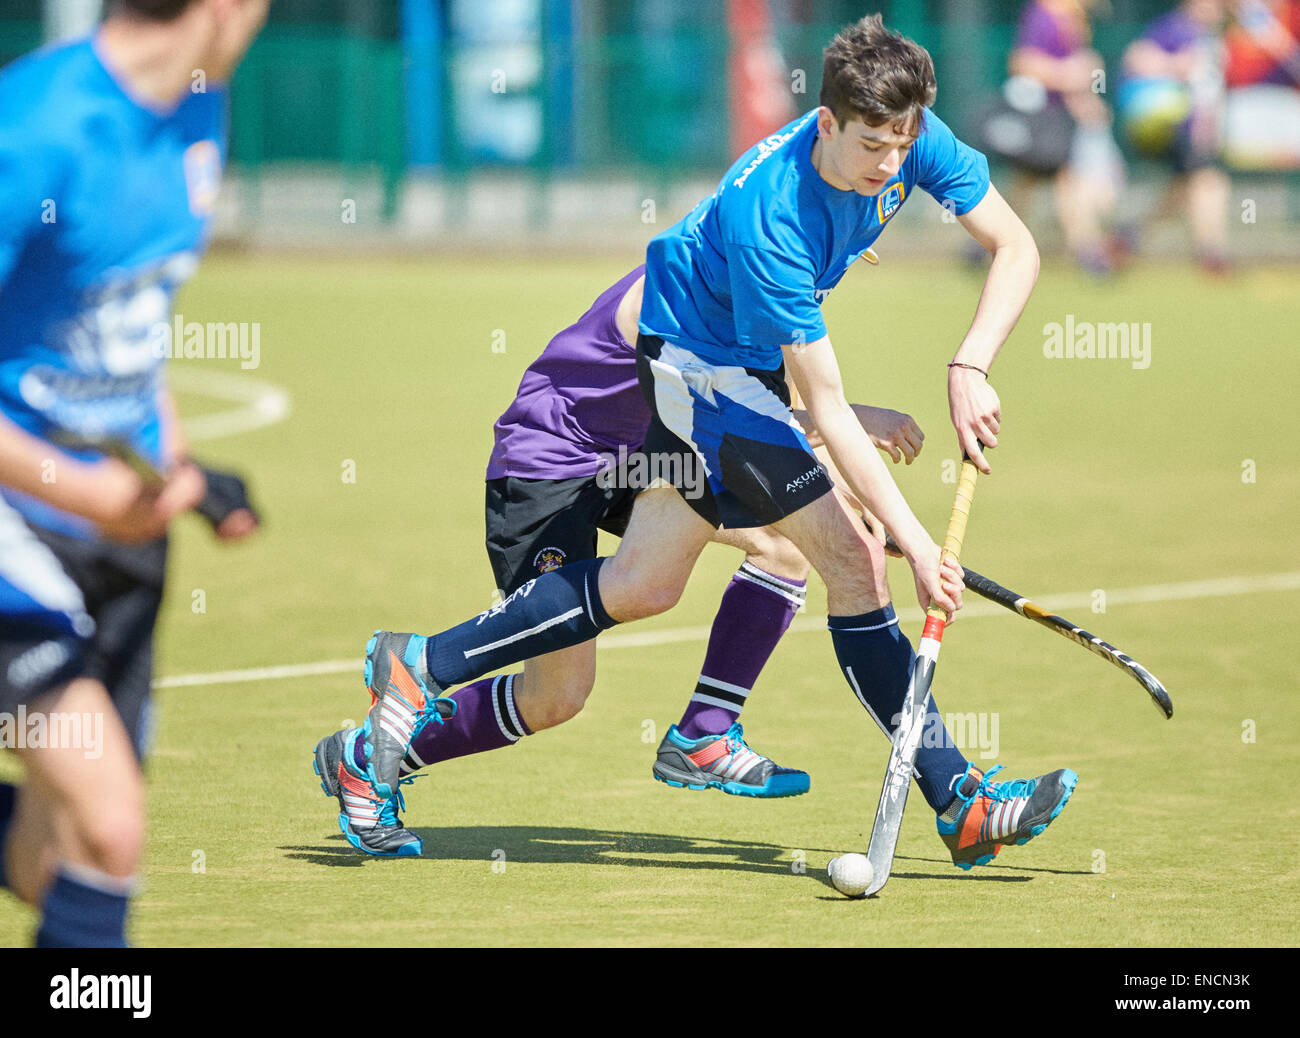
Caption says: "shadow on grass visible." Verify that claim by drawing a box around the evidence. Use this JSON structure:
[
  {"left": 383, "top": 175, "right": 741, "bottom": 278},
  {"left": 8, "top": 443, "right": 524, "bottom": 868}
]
[
  {"left": 285, "top": 826, "right": 830, "bottom": 875},
  {"left": 283, "top": 828, "right": 1086, "bottom": 883}
]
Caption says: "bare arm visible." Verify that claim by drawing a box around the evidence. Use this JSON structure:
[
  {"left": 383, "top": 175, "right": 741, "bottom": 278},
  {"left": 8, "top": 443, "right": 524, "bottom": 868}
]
[
  {"left": 0, "top": 414, "right": 203, "bottom": 542},
  {"left": 950, "top": 183, "right": 1040, "bottom": 473},
  {"left": 784, "top": 335, "right": 958, "bottom": 614}
]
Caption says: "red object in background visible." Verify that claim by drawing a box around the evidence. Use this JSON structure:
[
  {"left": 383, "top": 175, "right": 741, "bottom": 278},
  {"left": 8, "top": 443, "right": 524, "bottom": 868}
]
[
  {"left": 1226, "top": 0, "right": 1300, "bottom": 87},
  {"left": 728, "top": 0, "right": 797, "bottom": 158}
]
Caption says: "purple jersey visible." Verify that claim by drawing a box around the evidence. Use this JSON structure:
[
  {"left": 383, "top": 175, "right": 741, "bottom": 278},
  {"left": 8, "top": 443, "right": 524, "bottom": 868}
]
[
  {"left": 1142, "top": 10, "right": 1207, "bottom": 53},
  {"left": 1014, "top": 0, "right": 1083, "bottom": 60},
  {"left": 486, "top": 266, "right": 649, "bottom": 481}
]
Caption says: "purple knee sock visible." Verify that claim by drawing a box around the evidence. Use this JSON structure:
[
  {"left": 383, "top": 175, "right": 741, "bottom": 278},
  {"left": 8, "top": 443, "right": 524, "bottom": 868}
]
[
  {"left": 676, "top": 562, "right": 806, "bottom": 740},
  {"left": 352, "top": 674, "right": 531, "bottom": 775}
]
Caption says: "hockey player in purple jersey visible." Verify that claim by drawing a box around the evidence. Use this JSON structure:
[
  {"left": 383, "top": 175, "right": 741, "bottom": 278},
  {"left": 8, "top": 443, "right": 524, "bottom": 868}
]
[{"left": 311, "top": 263, "right": 926, "bottom": 856}]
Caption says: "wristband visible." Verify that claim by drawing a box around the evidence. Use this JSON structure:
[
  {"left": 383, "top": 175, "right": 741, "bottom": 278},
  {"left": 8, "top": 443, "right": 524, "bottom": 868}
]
[{"left": 947, "top": 361, "right": 988, "bottom": 378}]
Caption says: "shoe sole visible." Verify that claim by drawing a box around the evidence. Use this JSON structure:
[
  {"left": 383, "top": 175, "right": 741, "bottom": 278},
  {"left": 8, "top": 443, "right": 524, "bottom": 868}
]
[
  {"left": 336, "top": 812, "right": 422, "bottom": 858},
  {"left": 652, "top": 766, "right": 810, "bottom": 799},
  {"left": 312, "top": 738, "right": 338, "bottom": 799},
  {"left": 952, "top": 769, "right": 1080, "bottom": 871}
]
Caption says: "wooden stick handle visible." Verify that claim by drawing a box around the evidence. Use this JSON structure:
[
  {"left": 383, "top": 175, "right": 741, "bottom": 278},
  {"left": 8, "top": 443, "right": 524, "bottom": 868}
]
[{"left": 926, "top": 457, "right": 980, "bottom": 622}]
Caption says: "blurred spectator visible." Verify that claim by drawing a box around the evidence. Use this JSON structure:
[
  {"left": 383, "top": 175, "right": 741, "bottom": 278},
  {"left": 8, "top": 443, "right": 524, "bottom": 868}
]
[
  {"left": 1120, "top": 0, "right": 1232, "bottom": 274},
  {"left": 1005, "top": 0, "right": 1126, "bottom": 275}
]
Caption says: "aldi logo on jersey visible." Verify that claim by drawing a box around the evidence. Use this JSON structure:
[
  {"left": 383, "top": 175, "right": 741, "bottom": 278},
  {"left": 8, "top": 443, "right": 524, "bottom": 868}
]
[{"left": 876, "top": 182, "right": 905, "bottom": 223}]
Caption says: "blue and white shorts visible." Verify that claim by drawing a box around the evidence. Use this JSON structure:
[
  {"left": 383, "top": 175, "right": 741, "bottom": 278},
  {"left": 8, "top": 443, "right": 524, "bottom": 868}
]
[
  {"left": 635, "top": 334, "right": 833, "bottom": 529},
  {"left": 0, "top": 496, "right": 95, "bottom": 710},
  {"left": 1, "top": 496, "right": 163, "bottom": 757}
]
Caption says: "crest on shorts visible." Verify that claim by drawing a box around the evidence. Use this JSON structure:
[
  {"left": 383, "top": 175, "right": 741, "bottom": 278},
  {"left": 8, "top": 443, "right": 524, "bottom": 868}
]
[
  {"left": 533, "top": 547, "right": 567, "bottom": 574},
  {"left": 876, "top": 182, "right": 905, "bottom": 223}
]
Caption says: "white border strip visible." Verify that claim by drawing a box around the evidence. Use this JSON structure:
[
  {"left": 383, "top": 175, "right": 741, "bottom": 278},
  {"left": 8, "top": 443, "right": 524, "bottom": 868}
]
[{"left": 152, "top": 570, "right": 1300, "bottom": 690}]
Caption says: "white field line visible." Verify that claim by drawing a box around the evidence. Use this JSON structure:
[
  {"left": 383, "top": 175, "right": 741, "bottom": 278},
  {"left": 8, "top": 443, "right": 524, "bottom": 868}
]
[
  {"left": 167, "top": 367, "right": 292, "bottom": 442},
  {"left": 152, "top": 569, "right": 1300, "bottom": 690}
]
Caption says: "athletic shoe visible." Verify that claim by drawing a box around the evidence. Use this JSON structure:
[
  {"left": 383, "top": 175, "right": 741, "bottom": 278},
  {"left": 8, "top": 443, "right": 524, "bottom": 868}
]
[
  {"left": 313, "top": 728, "right": 423, "bottom": 857},
  {"left": 652, "top": 722, "right": 810, "bottom": 798},
  {"left": 936, "top": 763, "right": 1078, "bottom": 869},
  {"left": 362, "top": 630, "right": 455, "bottom": 798}
]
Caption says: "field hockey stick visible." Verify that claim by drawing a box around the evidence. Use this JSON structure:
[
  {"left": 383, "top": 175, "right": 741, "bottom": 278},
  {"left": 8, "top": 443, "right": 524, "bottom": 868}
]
[
  {"left": 51, "top": 432, "right": 260, "bottom": 534},
  {"left": 863, "top": 456, "right": 979, "bottom": 897},
  {"left": 878, "top": 530, "right": 1173, "bottom": 719},
  {"left": 958, "top": 567, "right": 1173, "bottom": 719},
  {"left": 49, "top": 432, "right": 166, "bottom": 489}
]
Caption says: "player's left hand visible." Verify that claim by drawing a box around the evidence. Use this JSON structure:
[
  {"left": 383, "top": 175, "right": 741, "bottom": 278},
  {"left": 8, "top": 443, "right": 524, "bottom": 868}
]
[
  {"left": 947, "top": 366, "right": 1000, "bottom": 474},
  {"left": 194, "top": 463, "right": 260, "bottom": 541}
]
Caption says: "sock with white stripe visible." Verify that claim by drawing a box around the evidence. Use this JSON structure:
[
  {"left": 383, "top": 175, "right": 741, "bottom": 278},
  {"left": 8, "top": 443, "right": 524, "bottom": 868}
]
[
  {"left": 393, "top": 674, "right": 531, "bottom": 774},
  {"left": 35, "top": 862, "right": 133, "bottom": 948},
  {"left": 828, "top": 604, "right": 969, "bottom": 813},
  {"left": 424, "top": 559, "right": 617, "bottom": 690},
  {"left": 677, "top": 563, "right": 806, "bottom": 739}
]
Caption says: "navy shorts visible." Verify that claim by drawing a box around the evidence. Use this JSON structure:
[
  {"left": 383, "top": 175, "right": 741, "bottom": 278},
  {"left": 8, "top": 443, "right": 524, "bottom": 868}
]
[
  {"left": 485, "top": 471, "right": 639, "bottom": 598},
  {"left": 635, "top": 334, "right": 833, "bottom": 529},
  {"left": 0, "top": 498, "right": 164, "bottom": 759}
]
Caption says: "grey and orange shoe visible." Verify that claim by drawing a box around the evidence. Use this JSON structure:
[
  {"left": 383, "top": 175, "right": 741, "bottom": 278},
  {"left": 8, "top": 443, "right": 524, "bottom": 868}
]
[
  {"left": 652, "top": 722, "right": 810, "bottom": 798},
  {"left": 936, "top": 763, "right": 1078, "bottom": 870},
  {"left": 313, "top": 728, "right": 423, "bottom": 857},
  {"left": 361, "top": 631, "right": 455, "bottom": 799}
]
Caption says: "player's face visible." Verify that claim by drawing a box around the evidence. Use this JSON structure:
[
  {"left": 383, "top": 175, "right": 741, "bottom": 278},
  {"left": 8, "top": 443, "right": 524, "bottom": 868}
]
[{"left": 817, "top": 110, "right": 918, "bottom": 196}]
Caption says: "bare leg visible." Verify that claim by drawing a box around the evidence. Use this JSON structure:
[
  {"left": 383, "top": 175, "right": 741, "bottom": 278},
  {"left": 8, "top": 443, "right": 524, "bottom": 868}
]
[{"left": 9, "top": 678, "right": 144, "bottom": 905}]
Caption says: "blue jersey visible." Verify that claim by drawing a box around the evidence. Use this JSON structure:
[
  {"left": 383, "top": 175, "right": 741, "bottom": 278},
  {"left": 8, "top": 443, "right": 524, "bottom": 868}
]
[
  {"left": 640, "top": 108, "right": 990, "bottom": 371},
  {"left": 0, "top": 36, "right": 226, "bottom": 538}
]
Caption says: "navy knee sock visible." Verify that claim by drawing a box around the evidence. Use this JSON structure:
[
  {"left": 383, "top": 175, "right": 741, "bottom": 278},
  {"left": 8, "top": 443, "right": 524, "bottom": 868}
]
[
  {"left": 35, "top": 863, "right": 132, "bottom": 948},
  {"left": 425, "top": 558, "right": 617, "bottom": 689},
  {"left": 828, "top": 605, "right": 970, "bottom": 812}
]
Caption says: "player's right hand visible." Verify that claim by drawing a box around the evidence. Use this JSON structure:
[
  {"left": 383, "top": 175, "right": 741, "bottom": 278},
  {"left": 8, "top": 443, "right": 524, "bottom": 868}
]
[
  {"left": 87, "top": 458, "right": 205, "bottom": 543},
  {"left": 905, "top": 538, "right": 963, "bottom": 620}
]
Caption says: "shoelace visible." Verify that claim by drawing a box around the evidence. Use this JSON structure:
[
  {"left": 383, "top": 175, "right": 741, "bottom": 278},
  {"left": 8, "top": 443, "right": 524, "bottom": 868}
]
[
  {"left": 377, "top": 774, "right": 424, "bottom": 827},
  {"left": 713, "top": 722, "right": 753, "bottom": 774},
  {"left": 407, "top": 696, "right": 458, "bottom": 746},
  {"left": 972, "top": 764, "right": 1034, "bottom": 803}
]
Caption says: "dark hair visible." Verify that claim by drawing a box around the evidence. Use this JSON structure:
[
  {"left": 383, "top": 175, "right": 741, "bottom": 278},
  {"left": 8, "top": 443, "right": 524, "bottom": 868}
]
[
  {"left": 111, "top": 0, "right": 197, "bottom": 21},
  {"left": 819, "top": 14, "right": 937, "bottom": 134}
]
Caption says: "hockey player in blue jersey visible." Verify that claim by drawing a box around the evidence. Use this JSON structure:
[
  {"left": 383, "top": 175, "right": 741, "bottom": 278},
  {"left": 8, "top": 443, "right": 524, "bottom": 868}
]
[
  {"left": 357, "top": 16, "right": 1079, "bottom": 874},
  {"left": 0, "top": 0, "right": 268, "bottom": 947}
]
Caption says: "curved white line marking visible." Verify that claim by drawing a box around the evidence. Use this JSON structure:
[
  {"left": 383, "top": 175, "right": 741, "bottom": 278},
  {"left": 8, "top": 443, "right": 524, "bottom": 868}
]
[
  {"left": 167, "top": 367, "right": 292, "bottom": 442},
  {"left": 152, "top": 569, "right": 1300, "bottom": 690}
]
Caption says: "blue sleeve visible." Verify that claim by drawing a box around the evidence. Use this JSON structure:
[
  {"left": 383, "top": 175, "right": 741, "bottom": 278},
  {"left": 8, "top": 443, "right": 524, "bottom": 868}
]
[
  {"left": 914, "top": 109, "right": 991, "bottom": 216},
  {"left": 725, "top": 242, "right": 826, "bottom": 349},
  {"left": 0, "top": 134, "right": 53, "bottom": 286}
]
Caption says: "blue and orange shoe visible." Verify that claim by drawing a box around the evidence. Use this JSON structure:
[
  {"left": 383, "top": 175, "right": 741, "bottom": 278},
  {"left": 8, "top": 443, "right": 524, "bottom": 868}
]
[
  {"left": 361, "top": 631, "right": 455, "bottom": 799},
  {"left": 937, "top": 763, "right": 1078, "bottom": 870},
  {"left": 652, "top": 722, "right": 810, "bottom": 798},
  {"left": 313, "top": 728, "right": 423, "bottom": 857}
]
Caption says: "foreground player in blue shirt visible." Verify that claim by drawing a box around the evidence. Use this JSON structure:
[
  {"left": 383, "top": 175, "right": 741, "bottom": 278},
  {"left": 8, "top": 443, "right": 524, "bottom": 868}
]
[
  {"left": 359, "top": 17, "right": 1078, "bottom": 872},
  {"left": 0, "top": 0, "right": 268, "bottom": 947}
]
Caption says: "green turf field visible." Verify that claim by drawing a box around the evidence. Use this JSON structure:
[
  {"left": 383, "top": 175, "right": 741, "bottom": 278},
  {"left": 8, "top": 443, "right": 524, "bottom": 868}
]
[{"left": 2, "top": 252, "right": 1297, "bottom": 947}]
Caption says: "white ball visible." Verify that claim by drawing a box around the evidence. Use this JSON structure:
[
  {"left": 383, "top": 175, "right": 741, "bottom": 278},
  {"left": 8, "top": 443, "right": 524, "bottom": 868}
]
[{"left": 827, "top": 853, "right": 874, "bottom": 898}]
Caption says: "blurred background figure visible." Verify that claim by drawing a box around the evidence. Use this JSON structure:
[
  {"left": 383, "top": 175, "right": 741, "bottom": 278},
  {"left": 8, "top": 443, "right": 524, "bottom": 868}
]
[
  {"left": 1221, "top": 0, "right": 1300, "bottom": 169},
  {"left": 1119, "top": 0, "right": 1232, "bottom": 274},
  {"left": 998, "top": 0, "right": 1127, "bottom": 275}
]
